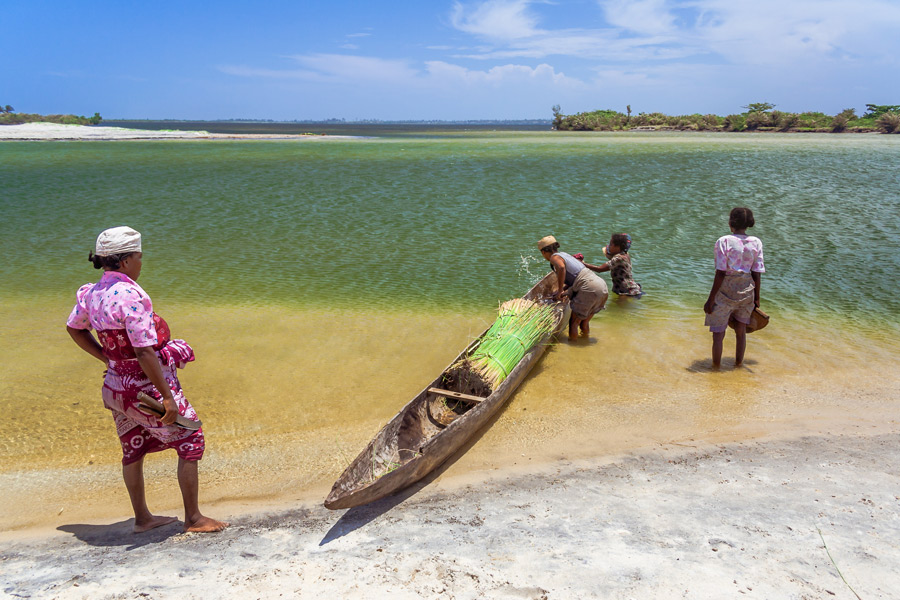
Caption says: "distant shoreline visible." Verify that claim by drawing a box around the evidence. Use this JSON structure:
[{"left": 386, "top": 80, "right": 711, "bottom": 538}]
[{"left": 2, "top": 120, "right": 889, "bottom": 141}]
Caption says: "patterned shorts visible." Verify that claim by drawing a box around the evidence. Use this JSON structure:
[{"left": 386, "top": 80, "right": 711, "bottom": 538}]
[{"left": 705, "top": 273, "right": 755, "bottom": 333}]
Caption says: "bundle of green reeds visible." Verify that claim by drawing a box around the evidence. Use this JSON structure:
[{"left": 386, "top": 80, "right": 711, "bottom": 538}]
[{"left": 463, "top": 298, "right": 558, "bottom": 388}]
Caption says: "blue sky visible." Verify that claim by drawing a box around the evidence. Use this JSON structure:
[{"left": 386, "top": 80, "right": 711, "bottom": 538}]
[{"left": 4, "top": 0, "right": 899, "bottom": 120}]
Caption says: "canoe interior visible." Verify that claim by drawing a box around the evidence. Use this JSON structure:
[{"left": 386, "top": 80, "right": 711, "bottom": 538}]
[{"left": 325, "top": 271, "right": 565, "bottom": 509}]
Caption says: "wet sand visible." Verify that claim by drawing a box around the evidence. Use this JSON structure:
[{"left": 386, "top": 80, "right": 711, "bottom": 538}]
[{"left": 2, "top": 430, "right": 899, "bottom": 599}]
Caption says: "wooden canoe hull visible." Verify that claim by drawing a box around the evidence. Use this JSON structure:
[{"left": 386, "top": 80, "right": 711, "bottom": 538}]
[{"left": 325, "top": 272, "right": 568, "bottom": 510}]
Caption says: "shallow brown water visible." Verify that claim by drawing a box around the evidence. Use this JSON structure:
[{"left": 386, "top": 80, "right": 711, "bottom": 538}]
[{"left": 2, "top": 298, "right": 898, "bottom": 531}]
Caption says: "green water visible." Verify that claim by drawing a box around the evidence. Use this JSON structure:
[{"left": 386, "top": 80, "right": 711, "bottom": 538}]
[{"left": 2, "top": 131, "right": 899, "bottom": 331}]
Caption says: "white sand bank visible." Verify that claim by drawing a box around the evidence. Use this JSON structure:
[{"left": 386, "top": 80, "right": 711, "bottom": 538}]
[
  {"left": 3, "top": 432, "right": 898, "bottom": 599},
  {"left": 0, "top": 122, "right": 211, "bottom": 140},
  {"left": 0, "top": 122, "right": 345, "bottom": 140}
]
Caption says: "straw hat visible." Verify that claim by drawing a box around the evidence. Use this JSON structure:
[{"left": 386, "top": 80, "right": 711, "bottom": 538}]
[
  {"left": 537, "top": 235, "right": 557, "bottom": 250},
  {"left": 729, "top": 308, "right": 770, "bottom": 333}
]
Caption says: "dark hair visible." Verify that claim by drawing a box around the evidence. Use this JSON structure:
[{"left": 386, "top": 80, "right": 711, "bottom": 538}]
[
  {"left": 610, "top": 233, "right": 631, "bottom": 252},
  {"left": 729, "top": 207, "right": 755, "bottom": 230},
  {"left": 89, "top": 251, "right": 135, "bottom": 270},
  {"left": 542, "top": 242, "right": 560, "bottom": 254}
]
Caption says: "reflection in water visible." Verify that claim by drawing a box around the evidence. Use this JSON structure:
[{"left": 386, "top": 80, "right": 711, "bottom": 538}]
[{"left": 2, "top": 298, "right": 898, "bottom": 530}]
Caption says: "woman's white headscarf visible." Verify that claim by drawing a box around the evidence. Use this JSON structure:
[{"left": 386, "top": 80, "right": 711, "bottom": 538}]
[{"left": 95, "top": 226, "right": 142, "bottom": 256}]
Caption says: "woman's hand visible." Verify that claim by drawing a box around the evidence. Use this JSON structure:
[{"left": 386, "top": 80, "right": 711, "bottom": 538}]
[
  {"left": 704, "top": 298, "right": 716, "bottom": 314},
  {"left": 134, "top": 346, "right": 178, "bottom": 424},
  {"left": 160, "top": 396, "right": 178, "bottom": 426}
]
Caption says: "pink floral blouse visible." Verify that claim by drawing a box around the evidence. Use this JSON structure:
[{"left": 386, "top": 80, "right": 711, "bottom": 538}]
[
  {"left": 714, "top": 234, "right": 765, "bottom": 275},
  {"left": 66, "top": 271, "right": 158, "bottom": 347}
]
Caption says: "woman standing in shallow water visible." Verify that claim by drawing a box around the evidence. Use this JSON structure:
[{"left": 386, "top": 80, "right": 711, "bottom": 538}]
[
  {"left": 66, "top": 226, "right": 227, "bottom": 533},
  {"left": 538, "top": 235, "right": 608, "bottom": 341},
  {"left": 703, "top": 208, "right": 765, "bottom": 368}
]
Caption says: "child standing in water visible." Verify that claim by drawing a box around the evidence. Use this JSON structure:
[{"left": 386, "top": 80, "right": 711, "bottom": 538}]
[
  {"left": 581, "top": 233, "right": 643, "bottom": 297},
  {"left": 703, "top": 207, "right": 765, "bottom": 368}
]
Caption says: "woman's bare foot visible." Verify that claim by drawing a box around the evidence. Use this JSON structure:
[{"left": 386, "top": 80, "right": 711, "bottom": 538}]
[
  {"left": 133, "top": 515, "right": 178, "bottom": 533},
  {"left": 184, "top": 515, "right": 229, "bottom": 533}
]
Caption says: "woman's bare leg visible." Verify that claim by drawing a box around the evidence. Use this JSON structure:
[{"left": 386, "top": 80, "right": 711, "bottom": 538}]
[
  {"left": 123, "top": 458, "right": 177, "bottom": 533},
  {"left": 734, "top": 322, "right": 747, "bottom": 367},
  {"left": 579, "top": 314, "right": 594, "bottom": 336},
  {"left": 711, "top": 331, "right": 726, "bottom": 368},
  {"left": 177, "top": 458, "right": 228, "bottom": 533},
  {"left": 569, "top": 316, "right": 582, "bottom": 341}
]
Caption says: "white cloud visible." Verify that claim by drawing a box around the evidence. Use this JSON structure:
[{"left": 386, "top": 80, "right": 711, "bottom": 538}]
[
  {"left": 221, "top": 53, "right": 585, "bottom": 105},
  {"left": 456, "top": 30, "right": 698, "bottom": 61},
  {"left": 221, "top": 55, "right": 419, "bottom": 85},
  {"left": 601, "top": 0, "right": 676, "bottom": 36},
  {"left": 451, "top": 0, "right": 542, "bottom": 40},
  {"left": 448, "top": 0, "right": 900, "bottom": 69},
  {"left": 425, "top": 61, "right": 583, "bottom": 87},
  {"left": 688, "top": 0, "right": 900, "bottom": 65},
  {"left": 290, "top": 54, "right": 418, "bottom": 83}
]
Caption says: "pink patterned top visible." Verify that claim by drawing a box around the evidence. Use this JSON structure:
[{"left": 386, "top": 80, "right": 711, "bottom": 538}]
[
  {"left": 714, "top": 234, "right": 765, "bottom": 275},
  {"left": 66, "top": 271, "right": 158, "bottom": 347}
]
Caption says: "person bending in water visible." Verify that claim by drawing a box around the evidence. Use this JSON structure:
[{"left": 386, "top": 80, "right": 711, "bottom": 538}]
[
  {"left": 66, "top": 226, "right": 227, "bottom": 534},
  {"left": 580, "top": 233, "right": 643, "bottom": 297},
  {"left": 703, "top": 208, "right": 765, "bottom": 368},
  {"left": 538, "top": 235, "right": 608, "bottom": 341}
]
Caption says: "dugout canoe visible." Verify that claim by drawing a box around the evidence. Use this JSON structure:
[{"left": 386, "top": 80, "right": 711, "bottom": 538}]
[{"left": 324, "top": 271, "right": 569, "bottom": 510}]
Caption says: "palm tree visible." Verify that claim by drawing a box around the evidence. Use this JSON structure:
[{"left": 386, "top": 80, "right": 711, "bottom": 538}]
[{"left": 3, "top": 105, "right": 13, "bottom": 114}]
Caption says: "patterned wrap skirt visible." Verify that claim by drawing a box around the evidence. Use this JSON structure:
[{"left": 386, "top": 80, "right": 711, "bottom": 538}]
[{"left": 101, "top": 338, "right": 205, "bottom": 465}]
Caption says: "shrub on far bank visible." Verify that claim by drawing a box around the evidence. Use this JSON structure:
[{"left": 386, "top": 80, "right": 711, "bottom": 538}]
[
  {"left": 797, "top": 112, "right": 831, "bottom": 129},
  {"left": 876, "top": 112, "right": 900, "bottom": 133},
  {"left": 0, "top": 111, "right": 102, "bottom": 126},
  {"left": 831, "top": 115, "right": 849, "bottom": 132},
  {"left": 744, "top": 111, "right": 767, "bottom": 130},
  {"left": 724, "top": 114, "right": 746, "bottom": 131},
  {"left": 776, "top": 112, "right": 800, "bottom": 131}
]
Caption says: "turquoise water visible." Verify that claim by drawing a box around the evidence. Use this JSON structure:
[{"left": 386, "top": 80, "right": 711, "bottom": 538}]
[{"left": 2, "top": 131, "right": 899, "bottom": 330}]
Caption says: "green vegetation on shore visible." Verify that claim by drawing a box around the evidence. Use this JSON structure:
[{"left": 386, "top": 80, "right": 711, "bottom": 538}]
[
  {"left": 0, "top": 106, "right": 102, "bottom": 126},
  {"left": 552, "top": 103, "right": 900, "bottom": 134}
]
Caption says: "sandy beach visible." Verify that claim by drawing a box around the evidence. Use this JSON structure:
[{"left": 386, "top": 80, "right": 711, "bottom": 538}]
[
  {"left": 0, "top": 122, "right": 335, "bottom": 140},
  {"left": 2, "top": 428, "right": 899, "bottom": 599}
]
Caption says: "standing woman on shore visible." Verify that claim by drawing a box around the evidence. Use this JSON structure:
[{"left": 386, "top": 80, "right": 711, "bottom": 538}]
[
  {"left": 538, "top": 235, "right": 609, "bottom": 341},
  {"left": 703, "top": 208, "right": 765, "bottom": 368},
  {"left": 66, "top": 226, "right": 227, "bottom": 533}
]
